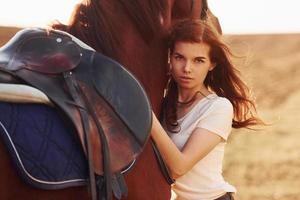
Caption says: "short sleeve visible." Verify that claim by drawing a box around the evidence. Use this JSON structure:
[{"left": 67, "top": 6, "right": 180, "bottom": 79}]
[{"left": 196, "top": 98, "right": 233, "bottom": 141}]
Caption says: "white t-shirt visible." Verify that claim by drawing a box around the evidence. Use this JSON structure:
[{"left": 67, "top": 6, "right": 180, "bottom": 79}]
[{"left": 167, "top": 94, "right": 236, "bottom": 200}]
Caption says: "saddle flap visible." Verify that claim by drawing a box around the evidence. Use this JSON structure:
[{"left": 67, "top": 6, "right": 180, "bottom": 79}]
[{"left": 90, "top": 53, "right": 152, "bottom": 147}]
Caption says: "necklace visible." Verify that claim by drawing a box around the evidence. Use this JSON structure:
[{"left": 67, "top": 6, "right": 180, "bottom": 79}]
[{"left": 176, "top": 90, "right": 208, "bottom": 106}]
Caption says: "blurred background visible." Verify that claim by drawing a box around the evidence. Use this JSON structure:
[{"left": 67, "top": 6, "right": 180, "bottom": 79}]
[
  {"left": 1, "top": 0, "right": 300, "bottom": 199},
  {"left": 210, "top": 1, "right": 300, "bottom": 200}
]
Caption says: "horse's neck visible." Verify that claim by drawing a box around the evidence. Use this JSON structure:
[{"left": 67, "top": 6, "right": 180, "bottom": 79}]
[{"left": 107, "top": 6, "right": 168, "bottom": 113}]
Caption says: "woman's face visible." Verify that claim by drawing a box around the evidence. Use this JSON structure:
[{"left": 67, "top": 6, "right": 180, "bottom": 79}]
[{"left": 170, "top": 41, "right": 215, "bottom": 91}]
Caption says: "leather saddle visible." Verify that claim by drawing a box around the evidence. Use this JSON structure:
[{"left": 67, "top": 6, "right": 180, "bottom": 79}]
[{"left": 0, "top": 28, "right": 152, "bottom": 200}]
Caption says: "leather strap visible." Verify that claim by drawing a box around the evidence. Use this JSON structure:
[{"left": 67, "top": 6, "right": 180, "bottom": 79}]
[
  {"left": 63, "top": 71, "right": 97, "bottom": 200},
  {"left": 151, "top": 139, "right": 175, "bottom": 185},
  {"left": 79, "top": 82, "right": 113, "bottom": 200},
  {"left": 111, "top": 172, "right": 128, "bottom": 199},
  {"left": 152, "top": 99, "right": 175, "bottom": 185}
]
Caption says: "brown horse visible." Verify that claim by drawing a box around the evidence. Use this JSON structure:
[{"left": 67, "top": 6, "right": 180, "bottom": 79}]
[{"left": 0, "top": 0, "right": 221, "bottom": 199}]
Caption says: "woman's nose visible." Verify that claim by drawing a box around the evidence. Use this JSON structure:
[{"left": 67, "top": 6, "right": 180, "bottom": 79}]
[{"left": 183, "top": 61, "right": 192, "bottom": 74}]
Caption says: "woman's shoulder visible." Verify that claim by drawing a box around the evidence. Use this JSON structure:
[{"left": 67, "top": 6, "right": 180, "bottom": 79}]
[{"left": 208, "top": 95, "right": 233, "bottom": 113}]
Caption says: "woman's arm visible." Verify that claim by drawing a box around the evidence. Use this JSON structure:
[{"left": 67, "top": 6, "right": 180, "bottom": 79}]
[{"left": 151, "top": 112, "right": 222, "bottom": 179}]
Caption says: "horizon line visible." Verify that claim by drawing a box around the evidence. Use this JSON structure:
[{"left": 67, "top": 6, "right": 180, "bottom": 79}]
[{"left": 0, "top": 24, "right": 299, "bottom": 36}]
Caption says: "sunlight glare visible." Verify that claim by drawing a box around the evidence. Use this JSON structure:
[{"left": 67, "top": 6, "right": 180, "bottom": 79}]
[{"left": 0, "top": 0, "right": 80, "bottom": 28}]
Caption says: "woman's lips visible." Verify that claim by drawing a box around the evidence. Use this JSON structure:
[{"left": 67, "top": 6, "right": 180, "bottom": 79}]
[{"left": 179, "top": 76, "right": 193, "bottom": 83}]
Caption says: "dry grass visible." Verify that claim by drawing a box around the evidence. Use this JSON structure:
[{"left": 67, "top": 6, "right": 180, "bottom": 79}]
[
  {"left": 1, "top": 27, "right": 300, "bottom": 200},
  {"left": 223, "top": 33, "right": 300, "bottom": 200},
  {"left": 0, "top": 26, "right": 20, "bottom": 46}
]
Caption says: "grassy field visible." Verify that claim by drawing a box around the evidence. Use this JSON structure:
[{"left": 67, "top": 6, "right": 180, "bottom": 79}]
[
  {"left": 223, "top": 34, "right": 300, "bottom": 200},
  {"left": 1, "top": 27, "right": 300, "bottom": 200}
]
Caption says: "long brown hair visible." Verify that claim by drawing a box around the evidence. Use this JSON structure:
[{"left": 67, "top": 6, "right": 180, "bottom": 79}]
[{"left": 164, "top": 19, "right": 263, "bottom": 132}]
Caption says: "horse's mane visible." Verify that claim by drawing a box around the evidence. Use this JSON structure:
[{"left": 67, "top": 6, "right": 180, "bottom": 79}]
[{"left": 52, "top": 0, "right": 167, "bottom": 58}]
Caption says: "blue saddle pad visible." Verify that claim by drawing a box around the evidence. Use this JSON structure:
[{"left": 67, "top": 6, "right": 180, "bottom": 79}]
[{"left": 0, "top": 102, "right": 89, "bottom": 190}]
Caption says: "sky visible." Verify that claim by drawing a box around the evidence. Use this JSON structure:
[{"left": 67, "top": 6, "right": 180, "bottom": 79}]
[
  {"left": 0, "top": 0, "right": 300, "bottom": 34},
  {"left": 209, "top": 0, "right": 300, "bottom": 34}
]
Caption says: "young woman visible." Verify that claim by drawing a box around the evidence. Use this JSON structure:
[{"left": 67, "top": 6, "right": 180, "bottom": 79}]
[{"left": 151, "top": 19, "right": 263, "bottom": 200}]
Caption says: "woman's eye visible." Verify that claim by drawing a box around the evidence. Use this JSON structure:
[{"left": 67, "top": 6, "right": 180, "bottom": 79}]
[
  {"left": 174, "top": 55, "right": 183, "bottom": 60},
  {"left": 194, "top": 58, "right": 204, "bottom": 63}
]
